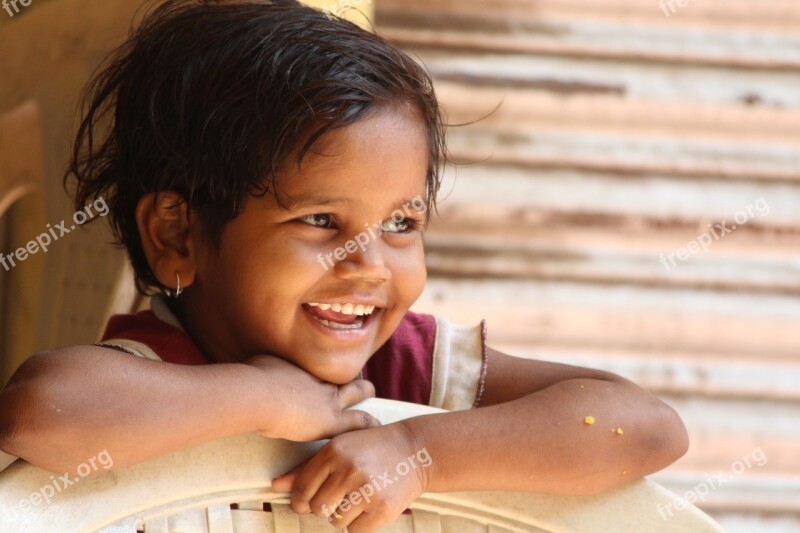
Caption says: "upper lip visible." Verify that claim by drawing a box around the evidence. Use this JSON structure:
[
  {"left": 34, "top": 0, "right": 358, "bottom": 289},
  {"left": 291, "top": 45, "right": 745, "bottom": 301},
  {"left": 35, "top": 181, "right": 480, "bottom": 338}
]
[{"left": 304, "top": 298, "right": 385, "bottom": 308}]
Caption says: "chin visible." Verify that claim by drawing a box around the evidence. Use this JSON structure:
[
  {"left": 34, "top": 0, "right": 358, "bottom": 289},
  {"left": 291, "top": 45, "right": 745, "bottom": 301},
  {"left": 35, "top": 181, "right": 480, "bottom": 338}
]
[
  {"left": 324, "top": 369, "right": 364, "bottom": 386},
  {"left": 309, "top": 363, "right": 365, "bottom": 385}
]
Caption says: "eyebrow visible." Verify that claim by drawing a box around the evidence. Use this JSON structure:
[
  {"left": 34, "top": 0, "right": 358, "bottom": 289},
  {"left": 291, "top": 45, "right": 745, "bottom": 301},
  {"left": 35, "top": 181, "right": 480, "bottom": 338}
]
[
  {"left": 282, "top": 195, "right": 427, "bottom": 213},
  {"left": 397, "top": 198, "right": 429, "bottom": 213},
  {"left": 282, "top": 195, "right": 352, "bottom": 211}
]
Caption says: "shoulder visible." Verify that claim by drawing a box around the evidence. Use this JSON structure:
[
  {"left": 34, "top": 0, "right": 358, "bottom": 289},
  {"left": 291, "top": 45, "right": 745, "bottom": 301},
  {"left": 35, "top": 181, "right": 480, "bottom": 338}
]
[
  {"left": 99, "top": 296, "right": 209, "bottom": 365},
  {"left": 363, "top": 311, "right": 488, "bottom": 411},
  {"left": 428, "top": 314, "right": 488, "bottom": 411}
]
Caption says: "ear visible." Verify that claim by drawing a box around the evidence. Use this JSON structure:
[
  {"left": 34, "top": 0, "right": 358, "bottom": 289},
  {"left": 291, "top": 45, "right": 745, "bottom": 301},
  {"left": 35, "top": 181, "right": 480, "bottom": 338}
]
[{"left": 135, "top": 191, "right": 196, "bottom": 293}]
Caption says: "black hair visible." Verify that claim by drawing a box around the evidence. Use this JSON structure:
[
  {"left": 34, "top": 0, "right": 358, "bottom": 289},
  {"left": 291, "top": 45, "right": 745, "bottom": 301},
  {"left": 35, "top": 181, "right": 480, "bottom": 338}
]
[{"left": 66, "top": 0, "right": 447, "bottom": 294}]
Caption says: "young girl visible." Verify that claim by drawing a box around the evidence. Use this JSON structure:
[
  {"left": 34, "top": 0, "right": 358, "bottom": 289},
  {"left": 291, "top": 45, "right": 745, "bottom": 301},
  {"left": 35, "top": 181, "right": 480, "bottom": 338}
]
[{"left": 0, "top": 1, "right": 689, "bottom": 531}]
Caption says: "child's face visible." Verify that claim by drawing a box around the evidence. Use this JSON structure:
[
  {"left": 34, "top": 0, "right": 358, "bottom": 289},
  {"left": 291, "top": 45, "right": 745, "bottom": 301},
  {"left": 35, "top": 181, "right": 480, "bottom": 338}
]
[{"left": 181, "top": 105, "right": 429, "bottom": 383}]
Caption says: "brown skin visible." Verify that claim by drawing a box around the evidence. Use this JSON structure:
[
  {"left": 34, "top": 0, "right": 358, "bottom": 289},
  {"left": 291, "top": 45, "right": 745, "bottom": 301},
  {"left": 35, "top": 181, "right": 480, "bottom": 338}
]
[
  {"left": 0, "top": 104, "right": 688, "bottom": 533},
  {"left": 0, "top": 347, "right": 379, "bottom": 474},
  {"left": 141, "top": 104, "right": 429, "bottom": 385},
  {"left": 273, "top": 360, "right": 687, "bottom": 532}
]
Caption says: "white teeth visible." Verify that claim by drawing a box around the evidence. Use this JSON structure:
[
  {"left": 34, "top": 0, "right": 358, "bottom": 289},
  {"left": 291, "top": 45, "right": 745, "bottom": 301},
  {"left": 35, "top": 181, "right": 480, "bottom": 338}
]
[
  {"left": 306, "top": 303, "right": 378, "bottom": 316},
  {"left": 315, "top": 316, "right": 365, "bottom": 330}
]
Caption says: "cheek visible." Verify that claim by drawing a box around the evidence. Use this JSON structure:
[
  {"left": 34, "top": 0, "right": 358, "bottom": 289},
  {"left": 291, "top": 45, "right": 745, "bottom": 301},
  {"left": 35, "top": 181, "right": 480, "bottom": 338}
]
[
  {"left": 227, "top": 232, "right": 319, "bottom": 284},
  {"left": 392, "top": 244, "right": 427, "bottom": 304},
  {"left": 234, "top": 255, "right": 319, "bottom": 311}
]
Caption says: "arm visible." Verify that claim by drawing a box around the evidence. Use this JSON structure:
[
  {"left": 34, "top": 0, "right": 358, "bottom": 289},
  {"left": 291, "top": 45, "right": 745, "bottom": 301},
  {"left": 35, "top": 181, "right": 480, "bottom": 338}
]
[
  {"left": 274, "top": 347, "right": 689, "bottom": 532},
  {"left": 402, "top": 347, "right": 689, "bottom": 495},
  {"left": 0, "top": 347, "right": 378, "bottom": 476}
]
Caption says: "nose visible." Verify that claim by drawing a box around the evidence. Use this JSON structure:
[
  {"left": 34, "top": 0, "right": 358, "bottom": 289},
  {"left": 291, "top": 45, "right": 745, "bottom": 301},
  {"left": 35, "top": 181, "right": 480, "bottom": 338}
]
[{"left": 333, "top": 237, "right": 391, "bottom": 283}]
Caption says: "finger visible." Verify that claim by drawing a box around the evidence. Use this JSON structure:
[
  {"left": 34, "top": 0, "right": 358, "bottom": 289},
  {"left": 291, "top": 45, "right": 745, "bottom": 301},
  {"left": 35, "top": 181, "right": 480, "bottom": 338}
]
[
  {"left": 336, "top": 408, "right": 382, "bottom": 435},
  {"left": 271, "top": 461, "right": 308, "bottom": 492},
  {"left": 271, "top": 473, "right": 295, "bottom": 493},
  {"left": 287, "top": 452, "right": 335, "bottom": 514},
  {"left": 337, "top": 379, "right": 376, "bottom": 408},
  {"left": 346, "top": 507, "right": 394, "bottom": 533},
  {"left": 307, "top": 472, "right": 354, "bottom": 523},
  {"left": 326, "top": 499, "right": 368, "bottom": 530}
]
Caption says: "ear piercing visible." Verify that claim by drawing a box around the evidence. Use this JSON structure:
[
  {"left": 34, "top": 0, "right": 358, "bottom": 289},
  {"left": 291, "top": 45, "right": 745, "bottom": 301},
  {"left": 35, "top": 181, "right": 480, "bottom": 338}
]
[{"left": 173, "top": 271, "right": 183, "bottom": 298}]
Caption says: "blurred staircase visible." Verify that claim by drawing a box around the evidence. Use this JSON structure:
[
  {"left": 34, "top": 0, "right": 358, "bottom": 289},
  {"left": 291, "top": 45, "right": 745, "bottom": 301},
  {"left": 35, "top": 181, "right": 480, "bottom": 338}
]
[{"left": 375, "top": 1, "right": 800, "bottom": 531}]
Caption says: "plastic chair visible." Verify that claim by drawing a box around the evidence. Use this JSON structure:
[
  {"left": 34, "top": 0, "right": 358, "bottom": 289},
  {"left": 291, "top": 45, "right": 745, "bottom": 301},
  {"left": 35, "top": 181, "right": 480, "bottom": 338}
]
[
  {"left": 0, "top": 3, "right": 725, "bottom": 533},
  {"left": 0, "top": 0, "right": 145, "bottom": 380},
  {"left": 0, "top": 100, "right": 48, "bottom": 387},
  {"left": 0, "top": 398, "right": 723, "bottom": 533}
]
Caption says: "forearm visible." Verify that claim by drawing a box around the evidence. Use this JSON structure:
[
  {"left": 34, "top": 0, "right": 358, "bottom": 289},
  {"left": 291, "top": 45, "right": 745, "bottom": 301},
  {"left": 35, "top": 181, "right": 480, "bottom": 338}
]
[
  {"left": 403, "top": 377, "right": 688, "bottom": 495},
  {"left": 0, "top": 346, "right": 264, "bottom": 475}
]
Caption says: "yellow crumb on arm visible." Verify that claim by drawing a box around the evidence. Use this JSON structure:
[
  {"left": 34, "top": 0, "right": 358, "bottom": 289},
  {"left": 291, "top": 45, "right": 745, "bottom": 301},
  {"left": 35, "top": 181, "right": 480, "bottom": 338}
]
[{"left": 583, "top": 416, "right": 595, "bottom": 425}]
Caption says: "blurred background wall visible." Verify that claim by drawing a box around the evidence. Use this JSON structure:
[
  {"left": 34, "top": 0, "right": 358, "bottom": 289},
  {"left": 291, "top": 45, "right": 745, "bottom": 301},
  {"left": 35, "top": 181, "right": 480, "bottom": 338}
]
[
  {"left": 0, "top": 0, "right": 373, "bottom": 381},
  {"left": 390, "top": 1, "right": 800, "bottom": 531},
  {"left": 0, "top": 1, "right": 797, "bottom": 531}
]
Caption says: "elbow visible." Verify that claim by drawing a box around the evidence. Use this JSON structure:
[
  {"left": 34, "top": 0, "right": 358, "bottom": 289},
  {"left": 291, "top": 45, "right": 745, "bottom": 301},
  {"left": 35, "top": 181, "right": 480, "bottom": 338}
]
[
  {"left": 659, "top": 397, "right": 689, "bottom": 459},
  {"left": 665, "top": 405, "right": 690, "bottom": 462},
  {"left": 0, "top": 390, "right": 28, "bottom": 458},
  {"left": 670, "top": 408, "right": 689, "bottom": 462},
  {"left": 0, "top": 403, "right": 60, "bottom": 474},
  {"left": 610, "top": 377, "right": 690, "bottom": 468},
  {"left": 0, "top": 422, "right": 23, "bottom": 460},
  {"left": 645, "top": 401, "right": 690, "bottom": 471},
  {"left": 0, "top": 355, "right": 48, "bottom": 458}
]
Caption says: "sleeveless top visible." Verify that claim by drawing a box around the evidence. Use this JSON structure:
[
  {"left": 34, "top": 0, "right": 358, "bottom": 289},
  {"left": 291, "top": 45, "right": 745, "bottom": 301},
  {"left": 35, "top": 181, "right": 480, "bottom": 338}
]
[{"left": 100, "top": 295, "right": 489, "bottom": 410}]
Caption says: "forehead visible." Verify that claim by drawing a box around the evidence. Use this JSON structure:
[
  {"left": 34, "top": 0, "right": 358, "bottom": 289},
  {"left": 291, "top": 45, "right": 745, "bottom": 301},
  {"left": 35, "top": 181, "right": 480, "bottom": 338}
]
[{"left": 277, "top": 104, "right": 429, "bottom": 207}]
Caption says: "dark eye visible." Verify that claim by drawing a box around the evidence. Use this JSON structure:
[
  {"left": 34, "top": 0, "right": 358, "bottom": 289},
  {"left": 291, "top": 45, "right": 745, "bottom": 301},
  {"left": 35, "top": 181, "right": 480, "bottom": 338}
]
[
  {"left": 380, "top": 216, "right": 420, "bottom": 234},
  {"left": 299, "top": 214, "right": 334, "bottom": 229}
]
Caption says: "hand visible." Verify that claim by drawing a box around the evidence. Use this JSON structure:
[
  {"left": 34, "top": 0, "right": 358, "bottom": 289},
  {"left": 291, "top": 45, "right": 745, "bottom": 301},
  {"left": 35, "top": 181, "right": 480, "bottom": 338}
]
[
  {"left": 243, "top": 355, "right": 381, "bottom": 441},
  {"left": 271, "top": 422, "right": 433, "bottom": 533}
]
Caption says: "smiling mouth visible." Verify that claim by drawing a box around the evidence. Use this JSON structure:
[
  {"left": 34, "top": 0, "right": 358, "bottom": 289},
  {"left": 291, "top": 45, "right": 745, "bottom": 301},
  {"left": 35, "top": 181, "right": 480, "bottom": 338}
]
[{"left": 302, "top": 302, "right": 381, "bottom": 331}]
